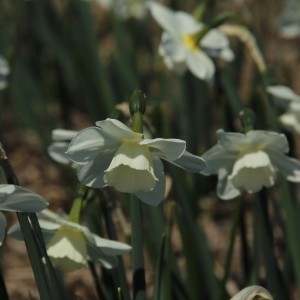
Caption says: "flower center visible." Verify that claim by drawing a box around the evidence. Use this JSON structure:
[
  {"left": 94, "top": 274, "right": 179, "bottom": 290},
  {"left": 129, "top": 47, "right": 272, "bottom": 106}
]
[
  {"left": 182, "top": 34, "right": 199, "bottom": 52},
  {"left": 47, "top": 226, "right": 87, "bottom": 271},
  {"left": 104, "top": 141, "right": 158, "bottom": 193},
  {"left": 228, "top": 150, "right": 276, "bottom": 193}
]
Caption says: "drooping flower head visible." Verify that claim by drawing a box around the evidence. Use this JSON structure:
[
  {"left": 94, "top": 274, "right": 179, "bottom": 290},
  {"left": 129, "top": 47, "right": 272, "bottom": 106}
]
[
  {"left": 0, "top": 184, "right": 48, "bottom": 245},
  {"left": 200, "top": 129, "right": 300, "bottom": 199},
  {"left": 147, "top": 1, "right": 234, "bottom": 81},
  {"left": 8, "top": 209, "right": 131, "bottom": 271},
  {"left": 66, "top": 118, "right": 206, "bottom": 205}
]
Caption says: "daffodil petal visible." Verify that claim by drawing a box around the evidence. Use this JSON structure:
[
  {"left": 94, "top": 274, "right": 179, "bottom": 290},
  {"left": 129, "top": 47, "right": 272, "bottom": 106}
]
[
  {"left": 0, "top": 185, "right": 48, "bottom": 212},
  {"left": 95, "top": 118, "right": 138, "bottom": 140},
  {"left": 77, "top": 151, "right": 115, "bottom": 188},
  {"left": 217, "top": 168, "right": 241, "bottom": 200},
  {"left": 48, "top": 142, "right": 71, "bottom": 164},
  {"left": 217, "top": 129, "right": 246, "bottom": 150},
  {"left": 186, "top": 50, "right": 215, "bottom": 81},
  {"left": 201, "top": 28, "right": 229, "bottom": 50},
  {"left": 269, "top": 150, "right": 300, "bottom": 182},
  {"left": 245, "top": 130, "right": 289, "bottom": 153},
  {"left": 52, "top": 129, "right": 78, "bottom": 141},
  {"left": 201, "top": 144, "right": 235, "bottom": 175},
  {"left": 174, "top": 11, "right": 202, "bottom": 34},
  {"left": 0, "top": 212, "right": 7, "bottom": 246},
  {"left": 267, "top": 85, "right": 300, "bottom": 102},
  {"left": 168, "top": 150, "right": 207, "bottom": 172},
  {"left": 147, "top": 1, "right": 179, "bottom": 34},
  {"left": 88, "top": 244, "right": 118, "bottom": 268},
  {"left": 159, "top": 32, "right": 186, "bottom": 63},
  {"left": 66, "top": 127, "right": 120, "bottom": 164},
  {"left": 141, "top": 138, "right": 186, "bottom": 161},
  {"left": 135, "top": 158, "right": 165, "bottom": 206}
]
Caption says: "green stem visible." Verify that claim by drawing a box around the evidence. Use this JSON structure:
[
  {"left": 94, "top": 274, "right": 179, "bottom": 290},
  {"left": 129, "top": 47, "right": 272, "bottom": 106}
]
[
  {"left": 218, "top": 196, "right": 243, "bottom": 300},
  {"left": 130, "top": 195, "right": 146, "bottom": 300},
  {"left": 68, "top": 185, "right": 87, "bottom": 223}
]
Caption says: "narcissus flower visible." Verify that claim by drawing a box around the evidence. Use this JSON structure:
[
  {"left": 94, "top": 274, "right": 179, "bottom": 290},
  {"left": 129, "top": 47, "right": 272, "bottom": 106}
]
[
  {"left": 147, "top": 1, "right": 233, "bottom": 81},
  {"left": 230, "top": 285, "right": 273, "bottom": 300},
  {"left": 0, "top": 184, "right": 48, "bottom": 245},
  {"left": 8, "top": 209, "right": 131, "bottom": 271},
  {"left": 48, "top": 129, "right": 78, "bottom": 164},
  {"left": 267, "top": 85, "right": 300, "bottom": 108},
  {"left": 66, "top": 118, "right": 206, "bottom": 205},
  {"left": 200, "top": 129, "right": 300, "bottom": 199}
]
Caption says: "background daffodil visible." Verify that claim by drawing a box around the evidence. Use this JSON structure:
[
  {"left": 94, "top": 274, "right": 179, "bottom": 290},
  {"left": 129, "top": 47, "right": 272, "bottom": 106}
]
[{"left": 200, "top": 129, "right": 300, "bottom": 199}]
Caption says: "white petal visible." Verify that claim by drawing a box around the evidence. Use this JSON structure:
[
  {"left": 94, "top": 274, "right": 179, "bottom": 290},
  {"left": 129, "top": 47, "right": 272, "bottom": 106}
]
[
  {"left": 48, "top": 142, "right": 71, "bottom": 164},
  {"left": 77, "top": 151, "right": 115, "bottom": 188},
  {"left": 88, "top": 243, "right": 118, "bottom": 268},
  {"left": 66, "top": 127, "right": 120, "bottom": 164},
  {"left": 174, "top": 12, "right": 202, "bottom": 34},
  {"left": 269, "top": 150, "right": 300, "bottom": 182},
  {"left": 228, "top": 151, "right": 276, "bottom": 193},
  {"left": 91, "top": 234, "right": 131, "bottom": 255},
  {"left": 135, "top": 158, "right": 166, "bottom": 206},
  {"left": 141, "top": 138, "right": 186, "bottom": 161},
  {"left": 95, "top": 118, "right": 138, "bottom": 141},
  {"left": 217, "top": 168, "right": 241, "bottom": 200},
  {"left": 104, "top": 142, "right": 157, "bottom": 193},
  {"left": 0, "top": 212, "right": 7, "bottom": 246},
  {"left": 267, "top": 85, "right": 300, "bottom": 102},
  {"left": 217, "top": 129, "right": 246, "bottom": 150},
  {"left": 279, "top": 110, "right": 300, "bottom": 134},
  {"left": 245, "top": 130, "right": 289, "bottom": 153},
  {"left": 201, "top": 28, "right": 229, "bottom": 50},
  {"left": 147, "top": 1, "right": 180, "bottom": 35},
  {"left": 0, "top": 185, "right": 48, "bottom": 212},
  {"left": 167, "top": 150, "right": 206, "bottom": 172},
  {"left": 186, "top": 50, "right": 215, "bottom": 81},
  {"left": 52, "top": 129, "right": 78, "bottom": 141},
  {"left": 159, "top": 32, "right": 186, "bottom": 63},
  {"left": 201, "top": 144, "right": 235, "bottom": 175},
  {"left": 0, "top": 56, "right": 10, "bottom": 76}
]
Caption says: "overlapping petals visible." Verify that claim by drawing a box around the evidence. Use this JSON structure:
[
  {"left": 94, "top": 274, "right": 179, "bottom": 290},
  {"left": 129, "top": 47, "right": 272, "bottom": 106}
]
[
  {"left": 201, "top": 129, "right": 300, "bottom": 199},
  {"left": 8, "top": 209, "right": 131, "bottom": 271},
  {"left": 0, "top": 184, "right": 48, "bottom": 245},
  {"left": 66, "top": 118, "right": 206, "bottom": 205},
  {"left": 147, "top": 1, "right": 234, "bottom": 81}
]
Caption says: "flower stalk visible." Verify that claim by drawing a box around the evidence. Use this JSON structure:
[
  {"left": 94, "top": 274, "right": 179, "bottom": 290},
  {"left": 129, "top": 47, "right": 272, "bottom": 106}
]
[{"left": 129, "top": 90, "right": 147, "bottom": 300}]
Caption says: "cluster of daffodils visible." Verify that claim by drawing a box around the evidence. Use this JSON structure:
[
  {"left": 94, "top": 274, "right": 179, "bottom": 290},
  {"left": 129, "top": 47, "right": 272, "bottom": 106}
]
[
  {"left": 66, "top": 118, "right": 206, "bottom": 206},
  {"left": 9, "top": 209, "right": 131, "bottom": 271},
  {"left": 0, "top": 184, "right": 48, "bottom": 245},
  {"left": 201, "top": 129, "right": 300, "bottom": 199},
  {"left": 147, "top": 1, "right": 234, "bottom": 81},
  {"left": 267, "top": 85, "right": 300, "bottom": 134}
]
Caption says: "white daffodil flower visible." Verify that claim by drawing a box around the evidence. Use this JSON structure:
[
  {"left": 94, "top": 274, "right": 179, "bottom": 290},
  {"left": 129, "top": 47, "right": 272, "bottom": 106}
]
[
  {"left": 48, "top": 129, "right": 78, "bottom": 164},
  {"left": 147, "top": 1, "right": 234, "bottom": 81},
  {"left": 0, "top": 56, "right": 10, "bottom": 90},
  {"left": 267, "top": 85, "right": 300, "bottom": 108},
  {"left": 277, "top": 0, "right": 300, "bottom": 38},
  {"left": 8, "top": 209, "right": 131, "bottom": 272},
  {"left": 66, "top": 118, "right": 206, "bottom": 205},
  {"left": 0, "top": 184, "right": 48, "bottom": 245},
  {"left": 230, "top": 285, "right": 273, "bottom": 300},
  {"left": 200, "top": 129, "right": 300, "bottom": 199}
]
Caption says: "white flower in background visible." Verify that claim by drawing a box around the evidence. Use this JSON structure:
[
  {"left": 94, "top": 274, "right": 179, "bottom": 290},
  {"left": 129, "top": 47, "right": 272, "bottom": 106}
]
[
  {"left": 0, "top": 184, "right": 48, "bottom": 245},
  {"left": 8, "top": 209, "right": 131, "bottom": 272},
  {"left": 147, "top": 1, "right": 234, "bottom": 81},
  {"left": 93, "top": 0, "right": 147, "bottom": 20},
  {"left": 0, "top": 56, "right": 10, "bottom": 90},
  {"left": 48, "top": 129, "right": 78, "bottom": 164},
  {"left": 277, "top": 0, "right": 300, "bottom": 38},
  {"left": 267, "top": 85, "right": 300, "bottom": 134},
  {"left": 200, "top": 129, "right": 300, "bottom": 199},
  {"left": 230, "top": 285, "right": 273, "bottom": 300},
  {"left": 66, "top": 118, "right": 206, "bottom": 206}
]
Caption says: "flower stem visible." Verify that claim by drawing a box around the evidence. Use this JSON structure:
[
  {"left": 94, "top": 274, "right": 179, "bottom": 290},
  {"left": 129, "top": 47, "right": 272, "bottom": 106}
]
[
  {"left": 68, "top": 185, "right": 87, "bottom": 223},
  {"left": 130, "top": 195, "right": 146, "bottom": 300},
  {"left": 218, "top": 196, "right": 243, "bottom": 300}
]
